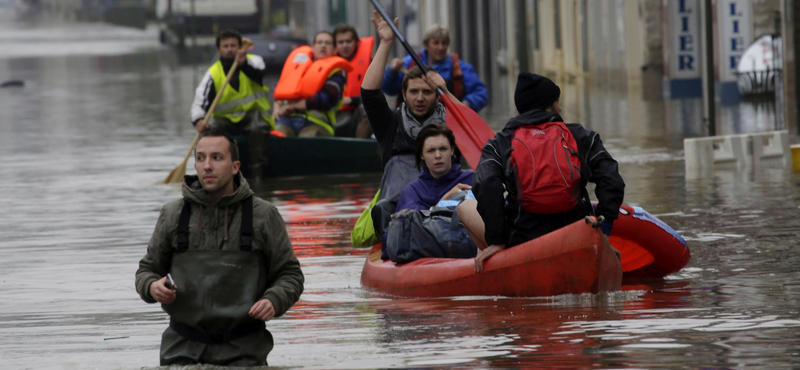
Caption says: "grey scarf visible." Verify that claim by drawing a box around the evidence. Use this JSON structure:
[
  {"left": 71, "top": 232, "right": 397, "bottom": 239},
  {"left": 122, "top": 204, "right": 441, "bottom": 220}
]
[
  {"left": 396, "top": 101, "right": 447, "bottom": 153},
  {"left": 401, "top": 101, "right": 446, "bottom": 137}
]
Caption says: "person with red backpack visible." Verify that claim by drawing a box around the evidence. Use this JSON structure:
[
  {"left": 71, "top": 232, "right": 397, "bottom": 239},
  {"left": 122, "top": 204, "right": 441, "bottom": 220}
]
[{"left": 462, "top": 72, "right": 625, "bottom": 272}]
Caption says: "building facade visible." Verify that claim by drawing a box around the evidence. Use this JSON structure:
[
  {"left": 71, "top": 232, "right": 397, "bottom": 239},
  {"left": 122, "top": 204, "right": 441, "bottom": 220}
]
[{"left": 289, "top": 0, "right": 794, "bottom": 133}]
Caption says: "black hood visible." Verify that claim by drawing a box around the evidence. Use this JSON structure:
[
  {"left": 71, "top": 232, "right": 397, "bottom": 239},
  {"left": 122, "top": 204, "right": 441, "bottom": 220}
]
[{"left": 503, "top": 109, "right": 564, "bottom": 132}]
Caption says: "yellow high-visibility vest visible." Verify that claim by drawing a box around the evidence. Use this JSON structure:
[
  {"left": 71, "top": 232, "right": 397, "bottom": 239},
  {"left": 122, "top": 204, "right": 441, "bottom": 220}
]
[{"left": 209, "top": 55, "right": 275, "bottom": 129}]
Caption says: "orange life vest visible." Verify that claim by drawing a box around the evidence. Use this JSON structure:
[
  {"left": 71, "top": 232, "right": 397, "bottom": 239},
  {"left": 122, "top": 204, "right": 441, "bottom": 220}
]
[
  {"left": 343, "top": 36, "right": 374, "bottom": 99},
  {"left": 273, "top": 45, "right": 353, "bottom": 100}
]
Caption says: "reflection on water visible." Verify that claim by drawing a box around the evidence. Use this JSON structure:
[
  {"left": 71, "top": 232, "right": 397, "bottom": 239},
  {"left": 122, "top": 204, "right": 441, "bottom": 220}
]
[
  {"left": 1, "top": 15, "right": 800, "bottom": 370},
  {"left": 255, "top": 175, "right": 381, "bottom": 258}
]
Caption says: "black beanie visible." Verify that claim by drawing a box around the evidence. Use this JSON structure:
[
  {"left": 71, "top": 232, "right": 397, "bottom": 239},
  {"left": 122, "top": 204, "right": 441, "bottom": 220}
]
[{"left": 514, "top": 72, "right": 561, "bottom": 114}]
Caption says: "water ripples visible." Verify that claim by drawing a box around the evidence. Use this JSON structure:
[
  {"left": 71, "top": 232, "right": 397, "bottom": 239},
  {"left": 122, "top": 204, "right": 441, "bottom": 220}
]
[{"left": 2, "top": 18, "right": 800, "bottom": 370}]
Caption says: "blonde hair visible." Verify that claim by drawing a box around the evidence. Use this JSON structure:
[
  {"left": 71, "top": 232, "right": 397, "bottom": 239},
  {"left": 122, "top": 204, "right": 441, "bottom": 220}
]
[{"left": 423, "top": 25, "right": 450, "bottom": 45}]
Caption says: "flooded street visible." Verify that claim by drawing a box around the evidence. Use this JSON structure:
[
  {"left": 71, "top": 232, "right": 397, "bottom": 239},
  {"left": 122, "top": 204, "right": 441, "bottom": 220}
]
[{"left": 1, "top": 15, "right": 800, "bottom": 370}]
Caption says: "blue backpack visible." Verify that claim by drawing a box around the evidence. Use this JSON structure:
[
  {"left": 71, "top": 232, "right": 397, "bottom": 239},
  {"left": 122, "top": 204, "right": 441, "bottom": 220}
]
[{"left": 385, "top": 191, "right": 477, "bottom": 264}]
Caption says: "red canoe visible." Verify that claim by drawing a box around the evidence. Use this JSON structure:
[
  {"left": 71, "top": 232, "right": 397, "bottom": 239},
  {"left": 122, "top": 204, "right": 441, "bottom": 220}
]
[
  {"left": 610, "top": 204, "right": 691, "bottom": 278},
  {"left": 360, "top": 218, "right": 623, "bottom": 298}
]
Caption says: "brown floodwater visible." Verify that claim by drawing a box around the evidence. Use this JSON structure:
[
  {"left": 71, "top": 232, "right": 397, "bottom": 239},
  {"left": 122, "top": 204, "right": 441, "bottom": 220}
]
[{"left": 1, "top": 11, "right": 799, "bottom": 370}]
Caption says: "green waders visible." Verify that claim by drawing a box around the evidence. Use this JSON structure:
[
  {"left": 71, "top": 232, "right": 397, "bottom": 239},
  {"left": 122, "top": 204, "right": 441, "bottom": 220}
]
[{"left": 160, "top": 197, "right": 274, "bottom": 366}]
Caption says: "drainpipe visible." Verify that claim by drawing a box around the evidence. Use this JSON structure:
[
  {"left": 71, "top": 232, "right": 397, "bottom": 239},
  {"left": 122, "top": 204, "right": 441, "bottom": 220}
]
[
  {"left": 507, "top": 0, "right": 519, "bottom": 114},
  {"left": 781, "top": 0, "right": 797, "bottom": 135},
  {"left": 700, "top": 0, "right": 716, "bottom": 136}
]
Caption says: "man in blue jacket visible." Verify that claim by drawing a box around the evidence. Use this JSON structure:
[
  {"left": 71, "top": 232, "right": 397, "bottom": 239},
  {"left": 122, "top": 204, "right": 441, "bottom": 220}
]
[{"left": 381, "top": 25, "right": 489, "bottom": 112}]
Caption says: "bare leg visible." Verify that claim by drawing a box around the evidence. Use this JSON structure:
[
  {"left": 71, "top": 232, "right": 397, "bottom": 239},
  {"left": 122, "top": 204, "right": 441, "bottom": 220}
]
[
  {"left": 457, "top": 199, "right": 488, "bottom": 251},
  {"left": 298, "top": 124, "right": 332, "bottom": 137},
  {"left": 275, "top": 124, "right": 296, "bottom": 137}
]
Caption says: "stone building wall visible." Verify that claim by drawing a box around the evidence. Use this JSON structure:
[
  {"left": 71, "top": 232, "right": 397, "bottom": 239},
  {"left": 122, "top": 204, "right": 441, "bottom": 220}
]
[{"left": 753, "top": 0, "right": 782, "bottom": 37}]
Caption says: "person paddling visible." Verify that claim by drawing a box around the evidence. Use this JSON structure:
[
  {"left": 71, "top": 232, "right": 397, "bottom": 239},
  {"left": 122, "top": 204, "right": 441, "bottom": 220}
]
[
  {"left": 361, "top": 10, "right": 466, "bottom": 239},
  {"left": 191, "top": 29, "right": 273, "bottom": 178},
  {"left": 462, "top": 73, "right": 625, "bottom": 272}
]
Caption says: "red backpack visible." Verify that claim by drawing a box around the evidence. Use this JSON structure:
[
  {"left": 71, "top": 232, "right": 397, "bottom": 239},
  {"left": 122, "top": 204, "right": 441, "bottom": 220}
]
[{"left": 510, "top": 121, "right": 582, "bottom": 214}]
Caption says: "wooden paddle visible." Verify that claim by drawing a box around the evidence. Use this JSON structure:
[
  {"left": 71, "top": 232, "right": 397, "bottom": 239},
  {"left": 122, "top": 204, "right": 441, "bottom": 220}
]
[
  {"left": 370, "top": 0, "right": 496, "bottom": 168},
  {"left": 163, "top": 38, "right": 254, "bottom": 184}
]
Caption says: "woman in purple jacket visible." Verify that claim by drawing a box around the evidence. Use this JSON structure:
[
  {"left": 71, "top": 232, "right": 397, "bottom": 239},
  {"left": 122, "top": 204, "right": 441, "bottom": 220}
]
[
  {"left": 395, "top": 124, "right": 474, "bottom": 213},
  {"left": 381, "top": 123, "right": 475, "bottom": 260}
]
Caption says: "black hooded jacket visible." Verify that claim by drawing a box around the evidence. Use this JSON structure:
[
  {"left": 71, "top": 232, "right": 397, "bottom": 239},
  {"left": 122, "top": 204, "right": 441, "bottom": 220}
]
[{"left": 473, "top": 109, "right": 625, "bottom": 247}]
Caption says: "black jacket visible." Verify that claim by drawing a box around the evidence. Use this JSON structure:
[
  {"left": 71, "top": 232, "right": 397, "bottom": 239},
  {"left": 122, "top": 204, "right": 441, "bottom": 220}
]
[
  {"left": 473, "top": 109, "right": 625, "bottom": 246},
  {"left": 361, "top": 87, "right": 406, "bottom": 169}
]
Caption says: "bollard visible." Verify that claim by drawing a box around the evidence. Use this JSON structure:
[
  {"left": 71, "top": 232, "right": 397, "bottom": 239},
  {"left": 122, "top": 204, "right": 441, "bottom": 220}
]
[{"left": 792, "top": 144, "right": 800, "bottom": 172}]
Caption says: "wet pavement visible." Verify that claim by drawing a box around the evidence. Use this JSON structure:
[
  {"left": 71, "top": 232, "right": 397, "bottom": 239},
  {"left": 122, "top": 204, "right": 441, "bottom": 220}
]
[{"left": 1, "top": 12, "right": 800, "bottom": 370}]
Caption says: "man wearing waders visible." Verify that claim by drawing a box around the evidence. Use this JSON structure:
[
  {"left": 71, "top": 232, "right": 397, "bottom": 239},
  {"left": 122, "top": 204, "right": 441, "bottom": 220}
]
[{"left": 135, "top": 129, "right": 304, "bottom": 366}]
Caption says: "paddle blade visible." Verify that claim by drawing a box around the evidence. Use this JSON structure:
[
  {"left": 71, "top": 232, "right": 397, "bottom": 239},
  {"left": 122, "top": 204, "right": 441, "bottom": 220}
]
[
  {"left": 241, "top": 37, "right": 254, "bottom": 51},
  {"left": 163, "top": 160, "right": 187, "bottom": 184},
  {"left": 439, "top": 95, "right": 496, "bottom": 169},
  {"left": 164, "top": 133, "right": 201, "bottom": 184}
]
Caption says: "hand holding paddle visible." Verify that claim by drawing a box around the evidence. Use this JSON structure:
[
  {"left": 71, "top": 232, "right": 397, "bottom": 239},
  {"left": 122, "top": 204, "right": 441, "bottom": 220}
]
[
  {"left": 369, "top": 0, "right": 495, "bottom": 169},
  {"left": 163, "top": 38, "right": 253, "bottom": 184}
]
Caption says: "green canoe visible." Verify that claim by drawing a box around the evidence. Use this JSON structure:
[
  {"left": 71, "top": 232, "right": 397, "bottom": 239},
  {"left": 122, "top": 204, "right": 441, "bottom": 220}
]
[{"left": 263, "top": 136, "right": 383, "bottom": 177}]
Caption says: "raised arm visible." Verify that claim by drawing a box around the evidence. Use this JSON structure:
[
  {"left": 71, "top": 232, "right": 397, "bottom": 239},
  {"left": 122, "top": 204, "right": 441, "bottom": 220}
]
[{"left": 362, "top": 10, "right": 398, "bottom": 90}]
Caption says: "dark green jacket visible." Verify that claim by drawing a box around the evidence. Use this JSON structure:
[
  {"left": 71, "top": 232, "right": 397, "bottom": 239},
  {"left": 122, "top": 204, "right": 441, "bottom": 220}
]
[{"left": 135, "top": 173, "right": 304, "bottom": 322}]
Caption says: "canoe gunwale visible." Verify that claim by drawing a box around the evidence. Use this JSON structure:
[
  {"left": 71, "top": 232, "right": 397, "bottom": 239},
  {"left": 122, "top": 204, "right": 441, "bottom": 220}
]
[{"left": 361, "top": 219, "right": 622, "bottom": 298}]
